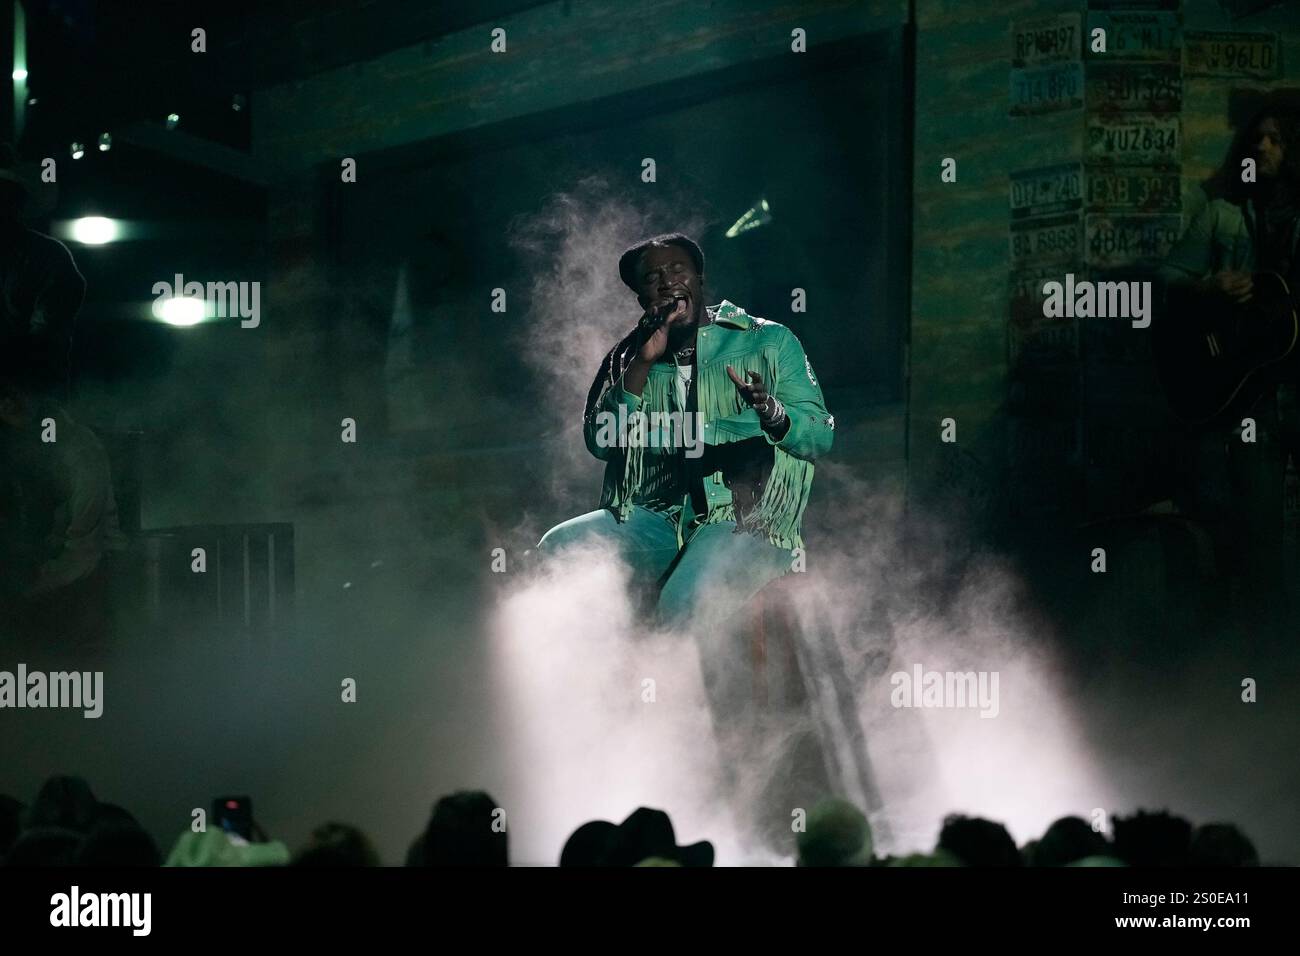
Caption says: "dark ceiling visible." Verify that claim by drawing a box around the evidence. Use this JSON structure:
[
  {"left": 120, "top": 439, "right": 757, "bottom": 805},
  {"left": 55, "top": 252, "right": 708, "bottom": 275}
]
[{"left": 19, "top": 0, "right": 550, "bottom": 153}]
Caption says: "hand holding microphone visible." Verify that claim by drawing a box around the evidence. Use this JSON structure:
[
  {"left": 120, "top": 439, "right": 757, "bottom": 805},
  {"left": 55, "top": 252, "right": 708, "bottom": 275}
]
[{"left": 635, "top": 294, "right": 689, "bottom": 365}]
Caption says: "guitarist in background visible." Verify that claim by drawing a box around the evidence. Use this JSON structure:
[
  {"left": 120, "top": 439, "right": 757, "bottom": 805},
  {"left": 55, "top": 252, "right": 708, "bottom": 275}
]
[{"left": 1159, "top": 99, "right": 1300, "bottom": 640}]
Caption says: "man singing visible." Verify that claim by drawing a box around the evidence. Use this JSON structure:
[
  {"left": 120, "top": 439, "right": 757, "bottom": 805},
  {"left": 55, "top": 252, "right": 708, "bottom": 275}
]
[{"left": 537, "top": 232, "right": 834, "bottom": 708}]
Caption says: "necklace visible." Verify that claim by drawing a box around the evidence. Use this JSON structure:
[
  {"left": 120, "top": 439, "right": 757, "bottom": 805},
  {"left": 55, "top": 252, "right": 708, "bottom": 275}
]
[{"left": 673, "top": 346, "right": 696, "bottom": 361}]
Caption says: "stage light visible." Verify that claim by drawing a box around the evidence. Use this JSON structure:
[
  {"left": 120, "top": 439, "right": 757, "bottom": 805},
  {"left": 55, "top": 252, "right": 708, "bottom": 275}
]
[
  {"left": 725, "top": 197, "right": 773, "bottom": 238},
  {"left": 231, "top": 94, "right": 245, "bottom": 112},
  {"left": 70, "top": 142, "right": 84, "bottom": 159},
  {"left": 26, "top": 97, "right": 36, "bottom": 106},
  {"left": 11, "top": 68, "right": 27, "bottom": 82},
  {"left": 166, "top": 113, "right": 179, "bottom": 130},
  {"left": 156, "top": 297, "right": 206, "bottom": 326},
  {"left": 69, "top": 217, "right": 120, "bottom": 245},
  {"left": 98, "top": 133, "right": 112, "bottom": 152}
]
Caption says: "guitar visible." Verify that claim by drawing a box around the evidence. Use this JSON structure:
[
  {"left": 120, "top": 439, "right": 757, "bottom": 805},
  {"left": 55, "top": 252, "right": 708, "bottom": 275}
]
[{"left": 1154, "top": 270, "right": 1299, "bottom": 425}]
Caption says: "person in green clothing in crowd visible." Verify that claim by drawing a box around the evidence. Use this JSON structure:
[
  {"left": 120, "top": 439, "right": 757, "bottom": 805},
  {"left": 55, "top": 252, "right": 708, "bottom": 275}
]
[{"left": 536, "top": 233, "right": 835, "bottom": 812}]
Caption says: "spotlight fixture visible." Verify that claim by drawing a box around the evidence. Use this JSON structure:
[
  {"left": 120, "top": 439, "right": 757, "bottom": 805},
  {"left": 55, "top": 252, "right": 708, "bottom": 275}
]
[
  {"left": 98, "top": 133, "right": 112, "bottom": 152},
  {"left": 725, "top": 197, "right": 773, "bottom": 238},
  {"left": 70, "top": 142, "right": 85, "bottom": 159},
  {"left": 231, "top": 94, "right": 246, "bottom": 112},
  {"left": 156, "top": 296, "right": 206, "bottom": 327},
  {"left": 69, "top": 217, "right": 120, "bottom": 245},
  {"left": 166, "top": 113, "right": 180, "bottom": 130}
]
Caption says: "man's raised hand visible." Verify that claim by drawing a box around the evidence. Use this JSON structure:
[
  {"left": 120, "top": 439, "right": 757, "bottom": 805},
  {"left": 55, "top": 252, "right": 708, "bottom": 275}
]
[{"left": 727, "top": 366, "right": 771, "bottom": 417}]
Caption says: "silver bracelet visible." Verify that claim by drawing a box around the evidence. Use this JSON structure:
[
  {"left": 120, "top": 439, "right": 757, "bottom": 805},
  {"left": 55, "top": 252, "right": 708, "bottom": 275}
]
[{"left": 762, "top": 397, "right": 786, "bottom": 428}]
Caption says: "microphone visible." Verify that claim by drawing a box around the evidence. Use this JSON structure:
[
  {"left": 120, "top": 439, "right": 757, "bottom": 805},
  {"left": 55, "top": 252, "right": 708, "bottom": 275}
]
[
  {"left": 642, "top": 295, "right": 686, "bottom": 332},
  {"left": 655, "top": 294, "right": 689, "bottom": 321},
  {"left": 642, "top": 300, "right": 673, "bottom": 330}
]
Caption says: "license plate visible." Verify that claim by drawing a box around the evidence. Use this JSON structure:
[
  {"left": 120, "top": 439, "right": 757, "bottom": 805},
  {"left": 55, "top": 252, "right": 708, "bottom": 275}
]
[
  {"left": 1086, "top": 114, "right": 1179, "bottom": 165},
  {"left": 1086, "top": 166, "right": 1181, "bottom": 213},
  {"left": 1010, "top": 267, "right": 1079, "bottom": 364},
  {"left": 1010, "top": 214, "right": 1082, "bottom": 267},
  {"left": 1010, "top": 163, "right": 1084, "bottom": 220},
  {"left": 1009, "top": 265, "right": 1064, "bottom": 321},
  {"left": 1010, "top": 62, "right": 1084, "bottom": 116},
  {"left": 1086, "top": 62, "right": 1182, "bottom": 113},
  {"left": 1011, "top": 13, "right": 1081, "bottom": 67},
  {"left": 1011, "top": 316, "right": 1080, "bottom": 366},
  {"left": 1085, "top": 11, "right": 1181, "bottom": 60},
  {"left": 1184, "top": 31, "right": 1280, "bottom": 78},
  {"left": 1085, "top": 214, "right": 1182, "bottom": 267}
]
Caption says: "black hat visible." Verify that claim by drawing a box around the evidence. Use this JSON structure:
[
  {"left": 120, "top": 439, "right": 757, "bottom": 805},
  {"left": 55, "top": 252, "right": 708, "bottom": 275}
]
[
  {"left": 598, "top": 807, "right": 714, "bottom": 867},
  {"left": 559, "top": 819, "right": 618, "bottom": 867},
  {"left": 618, "top": 233, "right": 704, "bottom": 292}
]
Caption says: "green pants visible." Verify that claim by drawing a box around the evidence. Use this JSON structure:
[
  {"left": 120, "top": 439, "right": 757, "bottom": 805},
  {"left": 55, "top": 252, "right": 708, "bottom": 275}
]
[
  {"left": 537, "top": 504, "right": 793, "bottom": 633},
  {"left": 536, "top": 505, "right": 839, "bottom": 850}
]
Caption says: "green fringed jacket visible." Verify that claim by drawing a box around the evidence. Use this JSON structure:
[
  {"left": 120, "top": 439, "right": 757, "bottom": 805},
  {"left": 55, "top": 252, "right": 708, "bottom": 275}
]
[{"left": 583, "top": 300, "right": 834, "bottom": 550}]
